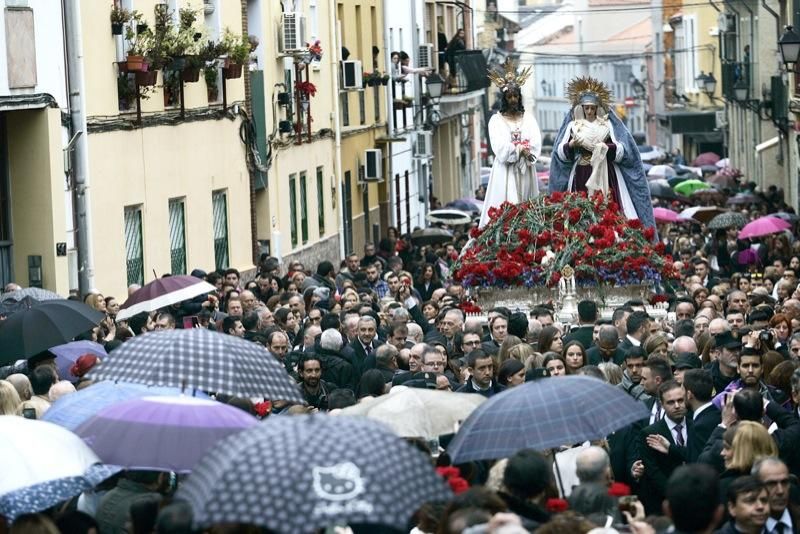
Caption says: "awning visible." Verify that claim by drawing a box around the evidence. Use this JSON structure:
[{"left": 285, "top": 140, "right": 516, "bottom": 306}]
[
  {"left": 657, "top": 109, "right": 722, "bottom": 134},
  {"left": 755, "top": 136, "right": 779, "bottom": 154}
]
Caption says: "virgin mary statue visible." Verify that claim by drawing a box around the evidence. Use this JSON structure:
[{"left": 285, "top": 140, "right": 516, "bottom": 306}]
[{"left": 549, "top": 76, "right": 655, "bottom": 232}]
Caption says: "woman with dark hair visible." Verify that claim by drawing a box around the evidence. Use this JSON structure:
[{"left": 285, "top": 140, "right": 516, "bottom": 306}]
[
  {"left": 415, "top": 263, "right": 443, "bottom": 302},
  {"left": 561, "top": 340, "right": 587, "bottom": 374},
  {"left": 498, "top": 358, "right": 526, "bottom": 387},
  {"left": 274, "top": 307, "right": 298, "bottom": 345},
  {"left": 478, "top": 58, "right": 541, "bottom": 229},
  {"left": 542, "top": 353, "right": 567, "bottom": 377},
  {"left": 537, "top": 325, "right": 563, "bottom": 354}
]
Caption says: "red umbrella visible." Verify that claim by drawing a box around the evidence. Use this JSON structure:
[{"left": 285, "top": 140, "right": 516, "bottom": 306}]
[
  {"left": 692, "top": 152, "right": 721, "bottom": 166},
  {"left": 653, "top": 207, "right": 680, "bottom": 223},
  {"left": 116, "top": 275, "right": 216, "bottom": 321},
  {"left": 738, "top": 216, "right": 791, "bottom": 240}
]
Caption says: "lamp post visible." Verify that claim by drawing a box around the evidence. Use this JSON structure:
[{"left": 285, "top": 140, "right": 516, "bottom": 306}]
[
  {"left": 695, "top": 72, "right": 717, "bottom": 96},
  {"left": 426, "top": 73, "right": 444, "bottom": 102},
  {"left": 733, "top": 78, "right": 769, "bottom": 118},
  {"left": 778, "top": 25, "right": 800, "bottom": 68}
]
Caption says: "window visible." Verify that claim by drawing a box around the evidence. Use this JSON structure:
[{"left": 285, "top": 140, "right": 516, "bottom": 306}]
[
  {"left": 124, "top": 205, "right": 144, "bottom": 286},
  {"left": 309, "top": 0, "right": 318, "bottom": 40},
  {"left": 316, "top": 166, "right": 325, "bottom": 235},
  {"left": 675, "top": 16, "right": 699, "bottom": 93},
  {"left": 359, "top": 91, "right": 366, "bottom": 125},
  {"left": 212, "top": 190, "right": 229, "bottom": 270},
  {"left": 168, "top": 198, "right": 186, "bottom": 275},
  {"left": 341, "top": 92, "right": 350, "bottom": 126},
  {"left": 289, "top": 173, "right": 298, "bottom": 247},
  {"left": 300, "top": 171, "right": 308, "bottom": 243}
]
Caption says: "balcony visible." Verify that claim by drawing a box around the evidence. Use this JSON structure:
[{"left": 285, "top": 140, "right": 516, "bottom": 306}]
[
  {"left": 443, "top": 50, "right": 490, "bottom": 96},
  {"left": 721, "top": 61, "right": 752, "bottom": 102}
]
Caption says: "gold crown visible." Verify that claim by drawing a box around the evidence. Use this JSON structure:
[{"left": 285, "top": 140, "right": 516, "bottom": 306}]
[
  {"left": 566, "top": 76, "right": 612, "bottom": 109},
  {"left": 487, "top": 58, "right": 532, "bottom": 91}
]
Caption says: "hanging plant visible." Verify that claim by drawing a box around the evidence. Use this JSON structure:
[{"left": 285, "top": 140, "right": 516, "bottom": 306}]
[
  {"left": 295, "top": 80, "right": 317, "bottom": 98},
  {"left": 110, "top": 5, "right": 131, "bottom": 35}
]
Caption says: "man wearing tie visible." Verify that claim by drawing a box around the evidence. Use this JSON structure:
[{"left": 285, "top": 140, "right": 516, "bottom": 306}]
[
  {"left": 638, "top": 380, "right": 693, "bottom": 515},
  {"left": 753, "top": 457, "right": 800, "bottom": 534}
]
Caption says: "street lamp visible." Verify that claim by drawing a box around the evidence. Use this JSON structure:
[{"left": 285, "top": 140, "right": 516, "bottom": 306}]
[
  {"left": 695, "top": 72, "right": 717, "bottom": 96},
  {"left": 733, "top": 79, "right": 749, "bottom": 102},
  {"left": 426, "top": 73, "right": 445, "bottom": 101},
  {"left": 778, "top": 25, "right": 800, "bottom": 68}
]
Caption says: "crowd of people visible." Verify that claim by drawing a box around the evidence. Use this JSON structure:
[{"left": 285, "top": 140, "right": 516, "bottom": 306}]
[{"left": 3, "top": 182, "right": 800, "bottom": 534}]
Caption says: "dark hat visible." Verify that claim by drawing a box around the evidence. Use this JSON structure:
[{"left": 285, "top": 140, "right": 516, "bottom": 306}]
[
  {"left": 190, "top": 268, "right": 207, "bottom": 279},
  {"left": 673, "top": 352, "right": 701, "bottom": 370},
  {"left": 714, "top": 331, "right": 742, "bottom": 350}
]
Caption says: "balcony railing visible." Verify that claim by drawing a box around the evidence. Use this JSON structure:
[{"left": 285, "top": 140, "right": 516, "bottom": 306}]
[{"left": 443, "top": 50, "right": 490, "bottom": 95}]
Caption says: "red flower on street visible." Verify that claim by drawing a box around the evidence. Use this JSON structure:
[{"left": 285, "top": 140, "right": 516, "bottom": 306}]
[{"left": 546, "top": 498, "right": 569, "bottom": 513}]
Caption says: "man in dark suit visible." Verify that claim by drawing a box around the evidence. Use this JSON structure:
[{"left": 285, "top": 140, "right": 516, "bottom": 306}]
[
  {"left": 563, "top": 300, "right": 597, "bottom": 350},
  {"left": 682, "top": 368, "right": 720, "bottom": 462},
  {"left": 341, "top": 315, "right": 384, "bottom": 377},
  {"left": 753, "top": 457, "right": 800, "bottom": 533},
  {"left": 619, "top": 310, "right": 650, "bottom": 356},
  {"left": 587, "top": 325, "right": 626, "bottom": 365},
  {"left": 638, "top": 380, "right": 694, "bottom": 515}
]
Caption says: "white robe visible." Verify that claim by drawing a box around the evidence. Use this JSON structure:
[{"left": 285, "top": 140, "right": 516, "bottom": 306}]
[{"left": 479, "top": 112, "right": 542, "bottom": 229}]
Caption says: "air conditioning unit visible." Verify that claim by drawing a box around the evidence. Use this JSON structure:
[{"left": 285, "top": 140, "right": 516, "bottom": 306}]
[
  {"left": 418, "top": 43, "right": 434, "bottom": 69},
  {"left": 413, "top": 131, "right": 433, "bottom": 158},
  {"left": 717, "top": 13, "right": 735, "bottom": 32},
  {"left": 341, "top": 60, "right": 363, "bottom": 90},
  {"left": 363, "top": 149, "right": 383, "bottom": 181},
  {"left": 280, "top": 12, "right": 306, "bottom": 53}
]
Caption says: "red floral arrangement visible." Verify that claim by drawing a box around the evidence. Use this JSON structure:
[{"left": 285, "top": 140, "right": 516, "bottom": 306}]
[
  {"left": 649, "top": 294, "right": 669, "bottom": 305},
  {"left": 306, "top": 40, "right": 323, "bottom": 61},
  {"left": 436, "top": 466, "right": 470, "bottom": 494},
  {"left": 295, "top": 80, "right": 317, "bottom": 97},
  {"left": 458, "top": 300, "right": 482, "bottom": 314},
  {"left": 452, "top": 192, "right": 678, "bottom": 289},
  {"left": 546, "top": 498, "right": 569, "bottom": 513}
]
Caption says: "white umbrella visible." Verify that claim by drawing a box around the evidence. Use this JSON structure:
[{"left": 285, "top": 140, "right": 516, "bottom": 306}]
[
  {"left": 426, "top": 209, "right": 473, "bottom": 225},
  {"left": 715, "top": 158, "right": 730, "bottom": 168},
  {"left": 340, "top": 386, "right": 486, "bottom": 439},
  {"left": 647, "top": 165, "right": 677, "bottom": 178},
  {"left": 0, "top": 416, "right": 101, "bottom": 496}
]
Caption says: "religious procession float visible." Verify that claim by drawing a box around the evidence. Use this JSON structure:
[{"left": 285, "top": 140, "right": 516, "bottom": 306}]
[{"left": 456, "top": 70, "right": 677, "bottom": 320}]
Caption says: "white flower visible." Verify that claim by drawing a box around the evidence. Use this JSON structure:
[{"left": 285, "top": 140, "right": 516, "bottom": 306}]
[{"left": 541, "top": 250, "right": 556, "bottom": 266}]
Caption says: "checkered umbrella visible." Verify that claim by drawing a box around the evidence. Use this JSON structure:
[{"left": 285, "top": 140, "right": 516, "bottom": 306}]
[
  {"left": 707, "top": 211, "right": 748, "bottom": 230},
  {"left": 446, "top": 376, "right": 649, "bottom": 463},
  {"left": 176, "top": 415, "right": 452, "bottom": 533},
  {"left": 85, "top": 329, "right": 305, "bottom": 402}
]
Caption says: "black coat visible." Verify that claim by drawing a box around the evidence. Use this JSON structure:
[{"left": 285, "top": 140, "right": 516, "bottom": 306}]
[
  {"left": 315, "top": 346, "right": 358, "bottom": 393},
  {"left": 414, "top": 280, "right": 442, "bottom": 302},
  {"left": 638, "top": 418, "right": 694, "bottom": 515},
  {"left": 563, "top": 325, "right": 594, "bottom": 351},
  {"left": 342, "top": 338, "right": 384, "bottom": 377},
  {"left": 705, "top": 360, "right": 737, "bottom": 396},
  {"left": 691, "top": 405, "right": 722, "bottom": 462},
  {"left": 497, "top": 492, "right": 550, "bottom": 532},
  {"left": 455, "top": 377, "right": 506, "bottom": 398},
  {"left": 587, "top": 346, "right": 626, "bottom": 366}
]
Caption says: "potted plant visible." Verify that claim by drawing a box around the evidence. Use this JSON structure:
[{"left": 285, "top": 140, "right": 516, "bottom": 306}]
[
  {"left": 123, "top": 26, "right": 152, "bottom": 72},
  {"left": 110, "top": 4, "right": 131, "bottom": 35},
  {"left": 204, "top": 65, "right": 219, "bottom": 102},
  {"left": 131, "top": 10, "right": 147, "bottom": 34},
  {"left": 220, "top": 29, "right": 251, "bottom": 79},
  {"left": 381, "top": 73, "right": 390, "bottom": 86},
  {"left": 295, "top": 80, "right": 317, "bottom": 111}
]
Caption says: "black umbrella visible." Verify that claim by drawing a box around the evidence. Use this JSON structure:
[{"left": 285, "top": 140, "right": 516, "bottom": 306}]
[
  {"left": 649, "top": 181, "right": 679, "bottom": 201},
  {"left": 707, "top": 212, "right": 748, "bottom": 230},
  {"left": 0, "top": 301, "right": 104, "bottom": 364},
  {"left": 409, "top": 227, "right": 454, "bottom": 246},
  {"left": 85, "top": 328, "right": 305, "bottom": 401},
  {"left": 177, "top": 415, "right": 452, "bottom": 533},
  {"left": 727, "top": 192, "right": 763, "bottom": 205}
]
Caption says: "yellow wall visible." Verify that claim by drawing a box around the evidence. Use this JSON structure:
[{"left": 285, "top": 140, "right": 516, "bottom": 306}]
[
  {"left": 683, "top": 3, "right": 721, "bottom": 107},
  {"left": 7, "top": 108, "right": 70, "bottom": 294},
  {"left": 88, "top": 118, "right": 252, "bottom": 298}
]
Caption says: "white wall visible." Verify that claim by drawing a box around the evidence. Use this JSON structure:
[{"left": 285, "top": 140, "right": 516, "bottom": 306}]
[{"left": 0, "top": 1, "right": 68, "bottom": 107}]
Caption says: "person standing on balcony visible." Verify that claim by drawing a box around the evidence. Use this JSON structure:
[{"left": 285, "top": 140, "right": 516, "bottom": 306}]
[
  {"left": 445, "top": 28, "right": 466, "bottom": 84},
  {"left": 478, "top": 58, "right": 542, "bottom": 229},
  {"left": 550, "top": 76, "right": 655, "bottom": 233}
]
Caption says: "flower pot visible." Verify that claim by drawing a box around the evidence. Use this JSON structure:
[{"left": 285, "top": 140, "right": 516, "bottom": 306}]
[
  {"left": 136, "top": 23, "right": 148, "bottom": 34},
  {"left": 223, "top": 63, "right": 242, "bottom": 79},
  {"left": 111, "top": 22, "right": 123, "bottom": 36},
  {"left": 169, "top": 57, "right": 186, "bottom": 71},
  {"left": 135, "top": 70, "right": 158, "bottom": 86},
  {"left": 126, "top": 54, "right": 145, "bottom": 72},
  {"left": 117, "top": 61, "right": 130, "bottom": 74},
  {"left": 381, "top": 78, "right": 389, "bottom": 86},
  {"left": 182, "top": 67, "right": 200, "bottom": 83}
]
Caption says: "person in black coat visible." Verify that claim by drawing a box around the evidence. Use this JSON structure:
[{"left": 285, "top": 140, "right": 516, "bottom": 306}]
[
  {"left": 715, "top": 476, "right": 770, "bottom": 534},
  {"left": 563, "top": 300, "right": 598, "bottom": 350},
  {"left": 497, "top": 449, "right": 552, "bottom": 531},
  {"left": 683, "top": 369, "right": 722, "bottom": 462},
  {"left": 638, "top": 380, "right": 695, "bottom": 515},
  {"left": 413, "top": 263, "right": 443, "bottom": 303},
  {"left": 456, "top": 349, "right": 506, "bottom": 398},
  {"left": 315, "top": 329, "right": 358, "bottom": 393},
  {"left": 587, "top": 325, "right": 626, "bottom": 365}
]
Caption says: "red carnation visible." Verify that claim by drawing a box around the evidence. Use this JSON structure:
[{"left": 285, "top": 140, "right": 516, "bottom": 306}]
[
  {"left": 608, "top": 482, "right": 631, "bottom": 497},
  {"left": 655, "top": 242, "right": 666, "bottom": 255},
  {"left": 627, "top": 219, "right": 643, "bottom": 229},
  {"left": 448, "top": 477, "right": 470, "bottom": 494},
  {"left": 643, "top": 227, "right": 655, "bottom": 240},
  {"left": 254, "top": 400, "right": 271, "bottom": 418},
  {"left": 568, "top": 208, "right": 582, "bottom": 225},
  {"left": 551, "top": 191, "right": 565, "bottom": 203},
  {"left": 546, "top": 498, "right": 569, "bottom": 513}
]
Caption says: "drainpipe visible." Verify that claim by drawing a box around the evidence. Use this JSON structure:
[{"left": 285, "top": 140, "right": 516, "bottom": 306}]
[
  {"left": 330, "top": 0, "right": 345, "bottom": 259},
  {"left": 383, "top": 0, "right": 396, "bottom": 230},
  {"left": 63, "top": 0, "right": 95, "bottom": 295}
]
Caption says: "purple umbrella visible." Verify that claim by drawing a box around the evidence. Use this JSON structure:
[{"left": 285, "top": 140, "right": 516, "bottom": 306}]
[
  {"left": 116, "top": 275, "right": 215, "bottom": 322},
  {"left": 736, "top": 248, "right": 760, "bottom": 266},
  {"left": 75, "top": 396, "right": 258, "bottom": 473},
  {"left": 49, "top": 340, "right": 107, "bottom": 381},
  {"left": 692, "top": 152, "right": 721, "bottom": 166},
  {"left": 738, "top": 216, "right": 792, "bottom": 240}
]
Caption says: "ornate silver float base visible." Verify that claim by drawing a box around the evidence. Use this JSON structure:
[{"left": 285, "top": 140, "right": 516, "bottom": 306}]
[{"left": 471, "top": 285, "right": 666, "bottom": 322}]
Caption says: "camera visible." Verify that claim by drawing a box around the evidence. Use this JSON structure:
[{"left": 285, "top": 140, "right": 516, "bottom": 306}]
[{"left": 759, "top": 330, "right": 774, "bottom": 345}]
